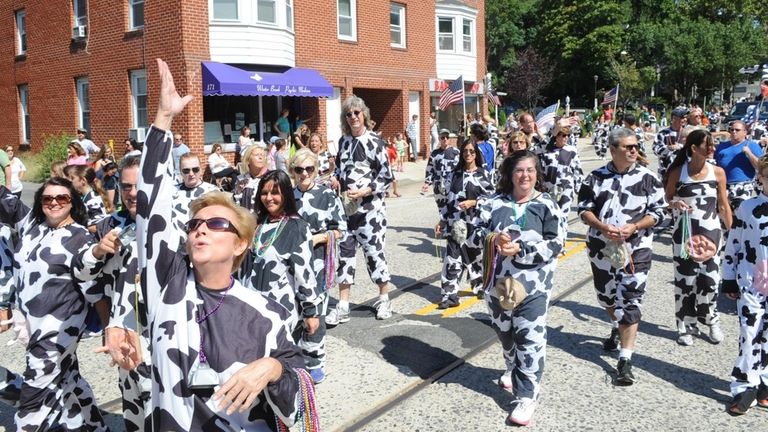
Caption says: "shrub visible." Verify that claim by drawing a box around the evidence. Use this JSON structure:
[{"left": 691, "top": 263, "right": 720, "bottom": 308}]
[{"left": 28, "top": 132, "right": 72, "bottom": 182}]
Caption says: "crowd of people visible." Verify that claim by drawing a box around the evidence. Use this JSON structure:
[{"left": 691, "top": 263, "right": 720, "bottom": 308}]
[{"left": 0, "top": 60, "right": 767, "bottom": 430}]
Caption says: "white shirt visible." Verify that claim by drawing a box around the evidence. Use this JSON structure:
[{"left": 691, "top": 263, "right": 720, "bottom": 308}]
[
  {"left": 73, "top": 138, "right": 100, "bottom": 158},
  {"left": 9, "top": 157, "right": 26, "bottom": 193}
]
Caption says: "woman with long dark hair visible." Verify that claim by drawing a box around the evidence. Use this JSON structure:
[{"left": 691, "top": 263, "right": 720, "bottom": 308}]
[
  {"left": 435, "top": 139, "right": 493, "bottom": 307},
  {"left": 665, "top": 128, "right": 732, "bottom": 345},
  {"left": 466, "top": 150, "right": 565, "bottom": 426},
  {"left": 63, "top": 164, "right": 112, "bottom": 230}
]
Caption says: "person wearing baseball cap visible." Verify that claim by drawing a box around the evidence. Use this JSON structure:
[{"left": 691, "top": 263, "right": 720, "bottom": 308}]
[
  {"left": 422, "top": 128, "right": 461, "bottom": 217},
  {"left": 72, "top": 128, "right": 100, "bottom": 161},
  {"left": 653, "top": 106, "right": 689, "bottom": 185}
]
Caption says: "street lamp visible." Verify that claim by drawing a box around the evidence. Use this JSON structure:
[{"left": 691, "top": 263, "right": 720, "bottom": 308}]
[{"left": 593, "top": 75, "right": 598, "bottom": 111}]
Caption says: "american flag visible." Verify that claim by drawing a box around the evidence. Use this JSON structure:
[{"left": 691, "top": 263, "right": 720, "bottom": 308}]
[
  {"left": 486, "top": 89, "right": 501, "bottom": 107},
  {"left": 601, "top": 86, "right": 619, "bottom": 105},
  {"left": 438, "top": 75, "right": 464, "bottom": 111},
  {"left": 535, "top": 102, "right": 559, "bottom": 131}
]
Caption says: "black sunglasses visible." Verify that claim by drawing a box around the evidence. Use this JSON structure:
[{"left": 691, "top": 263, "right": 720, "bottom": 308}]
[
  {"left": 185, "top": 217, "right": 240, "bottom": 235},
  {"left": 621, "top": 144, "right": 640, "bottom": 152},
  {"left": 293, "top": 166, "right": 316, "bottom": 175},
  {"left": 182, "top": 167, "right": 201, "bottom": 174},
  {"left": 120, "top": 183, "right": 137, "bottom": 192},
  {"left": 42, "top": 194, "right": 72, "bottom": 206},
  {"left": 345, "top": 110, "right": 362, "bottom": 118}
]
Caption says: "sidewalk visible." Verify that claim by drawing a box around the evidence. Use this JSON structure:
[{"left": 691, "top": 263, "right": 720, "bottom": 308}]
[{"left": 393, "top": 158, "right": 428, "bottom": 188}]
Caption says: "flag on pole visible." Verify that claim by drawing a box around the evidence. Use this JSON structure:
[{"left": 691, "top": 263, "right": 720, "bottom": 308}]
[
  {"left": 438, "top": 75, "right": 464, "bottom": 111},
  {"left": 486, "top": 89, "right": 501, "bottom": 107},
  {"left": 535, "top": 102, "right": 559, "bottom": 131},
  {"left": 601, "top": 86, "right": 618, "bottom": 105},
  {"left": 742, "top": 105, "right": 757, "bottom": 125}
]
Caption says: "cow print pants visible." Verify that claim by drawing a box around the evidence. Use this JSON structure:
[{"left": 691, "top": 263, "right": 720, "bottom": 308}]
[
  {"left": 730, "top": 289, "right": 768, "bottom": 397},
  {"left": 672, "top": 255, "right": 721, "bottom": 332}
]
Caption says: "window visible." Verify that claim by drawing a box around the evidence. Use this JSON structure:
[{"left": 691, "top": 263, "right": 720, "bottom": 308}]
[
  {"left": 73, "top": 0, "right": 87, "bottom": 27},
  {"left": 130, "top": 70, "right": 148, "bottom": 129},
  {"left": 257, "top": 0, "right": 276, "bottom": 24},
  {"left": 76, "top": 78, "right": 90, "bottom": 134},
  {"left": 16, "top": 10, "right": 26, "bottom": 55},
  {"left": 18, "top": 85, "right": 30, "bottom": 143},
  {"left": 212, "top": 0, "right": 238, "bottom": 20},
  {"left": 129, "top": 0, "right": 144, "bottom": 29},
  {"left": 462, "top": 18, "right": 473, "bottom": 52},
  {"left": 337, "top": 0, "right": 356, "bottom": 40},
  {"left": 286, "top": 0, "right": 293, "bottom": 30},
  {"left": 390, "top": 3, "right": 405, "bottom": 48},
  {"left": 438, "top": 17, "right": 453, "bottom": 51}
]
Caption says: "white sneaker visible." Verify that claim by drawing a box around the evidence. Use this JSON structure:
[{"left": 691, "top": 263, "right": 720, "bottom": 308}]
[
  {"left": 708, "top": 323, "right": 724, "bottom": 344},
  {"left": 677, "top": 333, "right": 693, "bottom": 346},
  {"left": 508, "top": 397, "right": 536, "bottom": 426},
  {"left": 498, "top": 369, "right": 513, "bottom": 390},
  {"left": 325, "top": 305, "right": 350, "bottom": 326},
  {"left": 373, "top": 299, "right": 393, "bottom": 320}
]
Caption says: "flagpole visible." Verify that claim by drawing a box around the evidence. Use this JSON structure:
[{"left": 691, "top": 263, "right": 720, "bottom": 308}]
[
  {"left": 613, "top": 84, "right": 620, "bottom": 121},
  {"left": 461, "top": 76, "right": 466, "bottom": 137}
]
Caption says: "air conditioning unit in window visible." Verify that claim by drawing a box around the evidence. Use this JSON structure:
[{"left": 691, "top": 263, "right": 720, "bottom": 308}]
[
  {"left": 72, "top": 25, "right": 87, "bottom": 39},
  {"left": 128, "top": 128, "right": 147, "bottom": 143}
]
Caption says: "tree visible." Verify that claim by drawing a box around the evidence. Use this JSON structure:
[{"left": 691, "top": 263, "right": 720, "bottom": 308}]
[
  {"left": 485, "top": 0, "right": 540, "bottom": 88},
  {"left": 503, "top": 47, "right": 554, "bottom": 109}
]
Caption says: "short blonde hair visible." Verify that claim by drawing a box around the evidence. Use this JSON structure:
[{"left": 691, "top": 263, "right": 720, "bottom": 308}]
[
  {"left": 289, "top": 149, "right": 319, "bottom": 182},
  {"left": 240, "top": 144, "right": 267, "bottom": 174},
  {"left": 189, "top": 191, "right": 256, "bottom": 271}
]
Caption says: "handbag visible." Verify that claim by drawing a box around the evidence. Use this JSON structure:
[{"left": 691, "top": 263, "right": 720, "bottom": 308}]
[{"left": 495, "top": 277, "right": 527, "bottom": 311}]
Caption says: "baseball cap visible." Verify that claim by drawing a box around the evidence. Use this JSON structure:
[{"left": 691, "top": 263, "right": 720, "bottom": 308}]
[
  {"left": 438, "top": 128, "right": 451, "bottom": 136},
  {"left": 77, "top": 127, "right": 87, "bottom": 133},
  {"left": 672, "top": 106, "right": 689, "bottom": 118},
  {"left": 269, "top": 136, "right": 280, "bottom": 144}
]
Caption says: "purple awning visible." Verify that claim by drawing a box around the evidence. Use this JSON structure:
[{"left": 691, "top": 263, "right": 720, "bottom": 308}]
[{"left": 202, "top": 61, "right": 333, "bottom": 97}]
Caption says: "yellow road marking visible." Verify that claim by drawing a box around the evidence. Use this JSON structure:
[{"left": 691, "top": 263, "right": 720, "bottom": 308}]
[
  {"left": 441, "top": 297, "right": 479, "bottom": 317},
  {"left": 559, "top": 242, "right": 587, "bottom": 261}
]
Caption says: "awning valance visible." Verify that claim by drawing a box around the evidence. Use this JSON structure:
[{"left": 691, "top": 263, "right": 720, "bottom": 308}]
[{"left": 202, "top": 61, "right": 333, "bottom": 97}]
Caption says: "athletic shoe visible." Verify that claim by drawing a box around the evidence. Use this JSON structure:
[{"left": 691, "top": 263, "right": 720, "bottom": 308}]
[
  {"left": 325, "top": 305, "right": 350, "bottom": 326},
  {"left": 616, "top": 358, "right": 636, "bottom": 386},
  {"left": 707, "top": 323, "right": 724, "bottom": 344},
  {"left": 677, "top": 333, "right": 693, "bottom": 346},
  {"left": 757, "top": 384, "right": 768, "bottom": 408},
  {"left": 507, "top": 398, "right": 536, "bottom": 426},
  {"left": 686, "top": 324, "right": 701, "bottom": 337},
  {"left": 498, "top": 369, "right": 513, "bottom": 390},
  {"left": 374, "top": 299, "right": 393, "bottom": 320},
  {"left": 728, "top": 389, "right": 757, "bottom": 415},
  {"left": 437, "top": 294, "right": 460, "bottom": 309},
  {"left": 309, "top": 368, "right": 326, "bottom": 384},
  {"left": 602, "top": 327, "right": 620, "bottom": 351}
]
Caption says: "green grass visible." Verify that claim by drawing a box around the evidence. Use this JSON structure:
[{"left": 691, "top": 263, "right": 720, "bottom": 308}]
[{"left": 22, "top": 132, "right": 72, "bottom": 182}]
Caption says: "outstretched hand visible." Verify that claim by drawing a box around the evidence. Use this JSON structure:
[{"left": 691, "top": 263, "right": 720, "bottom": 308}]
[{"left": 153, "top": 58, "right": 194, "bottom": 131}]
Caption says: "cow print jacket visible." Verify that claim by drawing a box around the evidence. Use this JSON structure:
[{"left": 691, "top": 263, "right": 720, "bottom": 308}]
[
  {"left": 173, "top": 181, "right": 220, "bottom": 244},
  {"left": 233, "top": 173, "right": 263, "bottom": 213},
  {"left": 722, "top": 193, "right": 768, "bottom": 295},
  {"left": 440, "top": 168, "right": 494, "bottom": 229},
  {"left": 653, "top": 126, "right": 683, "bottom": 180},
  {"left": 137, "top": 126, "right": 304, "bottom": 431},
  {"left": 335, "top": 130, "right": 393, "bottom": 202},
  {"left": 425, "top": 147, "right": 461, "bottom": 195},
  {"left": 83, "top": 189, "right": 109, "bottom": 227},
  {"left": 0, "top": 187, "right": 28, "bottom": 308},
  {"left": 538, "top": 140, "right": 584, "bottom": 215}
]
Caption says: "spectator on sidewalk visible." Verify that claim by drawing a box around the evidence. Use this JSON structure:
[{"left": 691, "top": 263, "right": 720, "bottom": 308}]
[
  {"left": 406, "top": 114, "right": 420, "bottom": 161},
  {"left": 66, "top": 142, "right": 88, "bottom": 166},
  {"left": 72, "top": 128, "right": 100, "bottom": 161},
  {"left": 5, "top": 147, "right": 26, "bottom": 199}
]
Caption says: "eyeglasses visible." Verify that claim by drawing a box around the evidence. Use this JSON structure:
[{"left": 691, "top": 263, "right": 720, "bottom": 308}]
[
  {"left": 120, "top": 183, "right": 138, "bottom": 192},
  {"left": 619, "top": 144, "right": 640, "bottom": 152},
  {"left": 182, "top": 167, "right": 201, "bottom": 174},
  {"left": 513, "top": 168, "right": 537, "bottom": 175},
  {"left": 185, "top": 217, "right": 240, "bottom": 235},
  {"left": 345, "top": 110, "right": 362, "bottom": 118},
  {"left": 41, "top": 194, "right": 72, "bottom": 206},
  {"left": 293, "top": 166, "right": 316, "bottom": 175},
  {"left": 729, "top": 128, "right": 743, "bottom": 132},
  {"left": 463, "top": 149, "right": 476, "bottom": 154}
]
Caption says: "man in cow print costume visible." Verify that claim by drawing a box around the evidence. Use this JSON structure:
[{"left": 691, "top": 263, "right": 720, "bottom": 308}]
[
  {"left": 135, "top": 59, "right": 307, "bottom": 431},
  {"left": 326, "top": 95, "right": 395, "bottom": 324},
  {"left": 578, "top": 128, "right": 667, "bottom": 386},
  {"left": 73, "top": 155, "right": 153, "bottom": 431},
  {"left": 173, "top": 152, "right": 220, "bottom": 244},
  {"left": 539, "top": 120, "right": 584, "bottom": 219},
  {"left": 652, "top": 106, "right": 688, "bottom": 184},
  {"left": 721, "top": 155, "right": 768, "bottom": 415},
  {"left": 422, "top": 128, "right": 461, "bottom": 217},
  {"left": 592, "top": 120, "right": 610, "bottom": 160}
]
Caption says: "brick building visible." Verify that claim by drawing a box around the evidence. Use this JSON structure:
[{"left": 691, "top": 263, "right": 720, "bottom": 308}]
[{"left": 1, "top": 0, "right": 485, "bottom": 160}]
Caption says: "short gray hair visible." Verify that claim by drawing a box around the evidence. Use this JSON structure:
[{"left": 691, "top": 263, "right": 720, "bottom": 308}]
[
  {"left": 608, "top": 127, "right": 636, "bottom": 147},
  {"left": 340, "top": 95, "right": 373, "bottom": 136}
]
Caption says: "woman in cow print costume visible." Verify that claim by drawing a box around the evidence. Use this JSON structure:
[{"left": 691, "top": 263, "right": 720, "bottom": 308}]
[
  {"left": 721, "top": 155, "right": 768, "bottom": 415},
  {"left": 64, "top": 164, "right": 111, "bottom": 230},
  {"left": 326, "top": 95, "right": 395, "bottom": 324},
  {"left": 539, "top": 120, "right": 584, "bottom": 219},
  {"left": 234, "top": 144, "right": 270, "bottom": 213},
  {"left": 578, "top": 127, "right": 666, "bottom": 386},
  {"left": 665, "top": 129, "right": 732, "bottom": 346},
  {"left": 308, "top": 132, "right": 338, "bottom": 189},
  {"left": 592, "top": 119, "right": 609, "bottom": 160},
  {"left": 136, "top": 59, "right": 306, "bottom": 430},
  {"left": 466, "top": 150, "right": 565, "bottom": 426},
  {"left": 422, "top": 128, "right": 461, "bottom": 217},
  {"left": 436, "top": 139, "right": 493, "bottom": 308},
  {"left": 290, "top": 149, "right": 347, "bottom": 383},
  {"left": 11, "top": 177, "right": 109, "bottom": 430}
]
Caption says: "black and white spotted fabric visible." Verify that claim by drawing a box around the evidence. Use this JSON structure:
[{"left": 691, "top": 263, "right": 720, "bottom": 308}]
[
  {"left": 467, "top": 192, "right": 565, "bottom": 400},
  {"left": 424, "top": 146, "right": 461, "bottom": 213},
  {"left": 538, "top": 140, "right": 584, "bottom": 218},
  {"left": 578, "top": 162, "right": 666, "bottom": 324},
  {"left": 592, "top": 125, "right": 609, "bottom": 159},
  {"left": 83, "top": 189, "right": 108, "bottom": 227},
  {"left": 653, "top": 127, "right": 683, "bottom": 181},
  {"left": 137, "top": 126, "right": 305, "bottom": 431},
  {"left": 173, "top": 181, "right": 220, "bottom": 245},
  {"left": 233, "top": 174, "right": 263, "bottom": 213},
  {"left": 317, "top": 150, "right": 333, "bottom": 175}
]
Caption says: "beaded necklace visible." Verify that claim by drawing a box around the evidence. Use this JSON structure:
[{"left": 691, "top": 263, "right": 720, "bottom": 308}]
[{"left": 253, "top": 216, "right": 289, "bottom": 258}]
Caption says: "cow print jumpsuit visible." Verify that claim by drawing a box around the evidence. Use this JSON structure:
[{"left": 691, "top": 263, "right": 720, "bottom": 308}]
[
  {"left": 538, "top": 139, "right": 584, "bottom": 219},
  {"left": 172, "top": 180, "right": 220, "bottom": 247},
  {"left": 424, "top": 146, "right": 461, "bottom": 216}
]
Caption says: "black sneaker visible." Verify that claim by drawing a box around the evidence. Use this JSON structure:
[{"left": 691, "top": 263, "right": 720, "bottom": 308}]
[
  {"left": 437, "top": 294, "right": 460, "bottom": 309},
  {"left": 602, "top": 327, "right": 620, "bottom": 351},
  {"left": 728, "top": 389, "right": 757, "bottom": 415},
  {"left": 616, "top": 358, "right": 636, "bottom": 386},
  {"left": 757, "top": 383, "right": 768, "bottom": 408}
]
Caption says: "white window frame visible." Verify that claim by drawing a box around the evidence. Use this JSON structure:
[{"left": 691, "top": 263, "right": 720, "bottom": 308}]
[
  {"left": 212, "top": 0, "right": 239, "bottom": 21},
  {"left": 337, "top": 0, "right": 357, "bottom": 41},
  {"left": 76, "top": 77, "right": 90, "bottom": 133},
  {"left": 437, "top": 17, "right": 454, "bottom": 52},
  {"left": 73, "top": 0, "right": 87, "bottom": 27},
  {"left": 16, "top": 10, "right": 26, "bottom": 55},
  {"left": 257, "top": 0, "right": 277, "bottom": 24},
  {"left": 129, "top": 0, "right": 145, "bottom": 29},
  {"left": 18, "top": 85, "right": 30, "bottom": 144},
  {"left": 286, "top": 0, "right": 293, "bottom": 31},
  {"left": 130, "top": 70, "right": 148, "bottom": 129},
  {"left": 390, "top": 3, "right": 405, "bottom": 48},
  {"left": 462, "top": 18, "right": 473, "bottom": 53}
]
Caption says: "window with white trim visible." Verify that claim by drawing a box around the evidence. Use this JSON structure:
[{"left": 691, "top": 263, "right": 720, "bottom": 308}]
[
  {"left": 130, "top": 70, "right": 148, "bottom": 129},
  {"left": 390, "top": 3, "right": 405, "bottom": 48},
  {"left": 212, "top": 0, "right": 238, "bottom": 20},
  {"left": 257, "top": 0, "right": 276, "bottom": 24},
  {"left": 76, "top": 78, "right": 90, "bottom": 134},
  {"left": 73, "top": 0, "right": 87, "bottom": 27},
  {"left": 438, "top": 17, "right": 453, "bottom": 51},
  {"left": 18, "top": 85, "right": 30, "bottom": 143},
  {"left": 129, "top": 0, "right": 144, "bottom": 29},
  {"left": 16, "top": 10, "right": 26, "bottom": 55},
  {"left": 337, "top": 0, "right": 356, "bottom": 41},
  {"left": 286, "top": 0, "right": 293, "bottom": 30},
  {"left": 462, "top": 18, "right": 473, "bottom": 52}
]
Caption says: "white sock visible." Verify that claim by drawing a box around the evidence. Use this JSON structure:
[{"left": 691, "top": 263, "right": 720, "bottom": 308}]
[
  {"left": 611, "top": 320, "right": 619, "bottom": 329},
  {"left": 619, "top": 348, "right": 633, "bottom": 360},
  {"left": 338, "top": 300, "right": 349, "bottom": 311},
  {"left": 379, "top": 294, "right": 389, "bottom": 302}
]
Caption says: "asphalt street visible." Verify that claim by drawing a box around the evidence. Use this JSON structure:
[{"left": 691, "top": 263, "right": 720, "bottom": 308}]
[{"left": 1, "top": 138, "right": 766, "bottom": 431}]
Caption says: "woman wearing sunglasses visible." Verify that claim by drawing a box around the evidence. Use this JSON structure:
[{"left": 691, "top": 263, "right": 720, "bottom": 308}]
[
  {"left": 234, "top": 144, "right": 269, "bottom": 213},
  {"left": 289, "top": 149, "right": 347, "bottom": 383},
  {"left": 538, "top": 120, "right": 584, "bottom": 219},
  {"left": 63, "top": 164, "right": 113, "bottom": 232},
  {"left": 7, "top": 177, "right": 109, "bottom": 430},
  {"left": 133, "top": 59, "right": 309, "bottom": 430},
  {"left": 435, "top": 139, "right": 493, "bottom": 308}
]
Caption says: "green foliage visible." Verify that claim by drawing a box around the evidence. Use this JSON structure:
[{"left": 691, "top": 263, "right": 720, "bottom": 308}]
[{"left": 30, "top": 132, "right": 71, "bottom": 182}]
